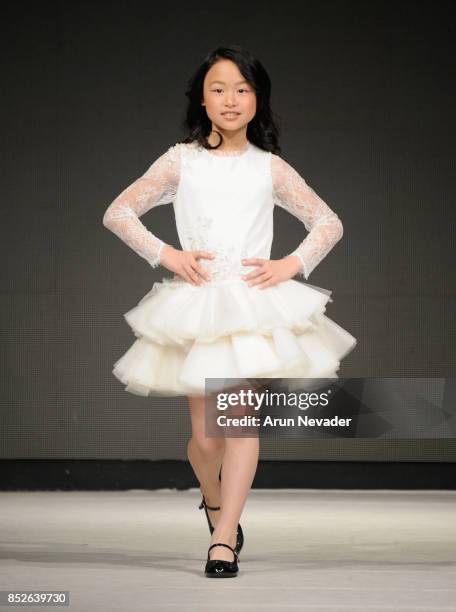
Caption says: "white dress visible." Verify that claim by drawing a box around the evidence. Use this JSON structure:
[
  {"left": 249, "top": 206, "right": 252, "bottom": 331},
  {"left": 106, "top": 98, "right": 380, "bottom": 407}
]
[{"left": 102, "top": 140, "right": 357, "bottom": 396}]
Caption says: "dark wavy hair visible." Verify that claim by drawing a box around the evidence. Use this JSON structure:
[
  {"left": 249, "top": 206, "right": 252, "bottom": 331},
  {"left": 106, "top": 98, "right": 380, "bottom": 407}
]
[{"left": 179, "top": 45, "right": 282, "bottom": 154}]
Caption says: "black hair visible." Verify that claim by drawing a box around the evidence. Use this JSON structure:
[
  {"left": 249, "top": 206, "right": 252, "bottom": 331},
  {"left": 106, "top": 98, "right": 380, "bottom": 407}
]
[{"left": 179, "top": 44, "right": 282, "bottom": 154}]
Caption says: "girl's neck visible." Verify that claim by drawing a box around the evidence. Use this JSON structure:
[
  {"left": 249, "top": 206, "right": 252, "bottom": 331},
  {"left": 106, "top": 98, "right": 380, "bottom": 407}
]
[{"left": 207, "top": 129, "right": 249, "bottom": 152}]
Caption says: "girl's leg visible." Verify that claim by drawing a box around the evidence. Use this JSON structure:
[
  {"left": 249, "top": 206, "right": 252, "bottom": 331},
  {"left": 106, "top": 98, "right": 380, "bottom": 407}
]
[
  {"left": 186, "top": 393, "right": 225, "bottom": 529},
  {"left": 208, "top": 435, "right": 260, "bottom": 561}
]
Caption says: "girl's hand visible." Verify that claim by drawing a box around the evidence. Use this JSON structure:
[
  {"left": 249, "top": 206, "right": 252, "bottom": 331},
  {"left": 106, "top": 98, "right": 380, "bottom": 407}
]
[
  {"left": 160, "top": 245, "right": 215, "bottom": 286},
  {"left": 241, "top": 255, "right": 302, "bottom": 289}
]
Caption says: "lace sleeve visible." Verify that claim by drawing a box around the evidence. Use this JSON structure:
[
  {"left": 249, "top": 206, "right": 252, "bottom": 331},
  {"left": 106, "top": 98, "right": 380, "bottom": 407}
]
[
  {"left": 271, "top": 153, "right": 344, "bottom": 280},
  {"left": 102, "top": 144, "right": 181, "bottom": 268}
]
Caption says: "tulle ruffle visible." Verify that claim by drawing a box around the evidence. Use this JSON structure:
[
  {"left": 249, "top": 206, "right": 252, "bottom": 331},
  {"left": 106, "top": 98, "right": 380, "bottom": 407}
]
[{"left": 111, "top": 276, "right": 357, "bottom": 397}]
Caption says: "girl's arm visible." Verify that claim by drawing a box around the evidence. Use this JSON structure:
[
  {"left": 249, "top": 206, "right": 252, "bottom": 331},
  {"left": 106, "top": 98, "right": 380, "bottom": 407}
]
[
  {"left": 271, "top": 154, "right": 344, "bottom": 280},
  {"left": 102, "top": 144, "right": 181, "bottom": 268}
]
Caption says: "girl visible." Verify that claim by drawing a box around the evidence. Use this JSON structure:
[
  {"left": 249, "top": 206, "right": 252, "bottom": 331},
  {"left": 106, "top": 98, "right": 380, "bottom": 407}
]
[{"left": 102, "top": 44, "right": 357, "bottom": 577}]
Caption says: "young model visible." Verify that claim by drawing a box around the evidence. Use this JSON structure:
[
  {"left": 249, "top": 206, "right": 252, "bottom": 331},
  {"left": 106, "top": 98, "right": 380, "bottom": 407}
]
[{"left": 102, "top": 44, "right": 357, "bottom": 577}]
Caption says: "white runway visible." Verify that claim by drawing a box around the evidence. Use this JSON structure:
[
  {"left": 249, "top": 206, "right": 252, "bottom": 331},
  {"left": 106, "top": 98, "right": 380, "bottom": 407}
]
[{"left": 0, "top": 489, "right": 455, "bottom": 611}]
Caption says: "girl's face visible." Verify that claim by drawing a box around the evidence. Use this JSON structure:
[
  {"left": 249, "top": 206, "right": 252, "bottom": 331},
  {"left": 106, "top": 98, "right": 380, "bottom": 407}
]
[{"left": 202, "top": 59, "right": 257, "bottom": 133}]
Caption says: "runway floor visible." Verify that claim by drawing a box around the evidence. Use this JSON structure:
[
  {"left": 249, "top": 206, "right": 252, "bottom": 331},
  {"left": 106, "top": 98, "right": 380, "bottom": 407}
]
[{"left": 0, "top": 488, "right": 455, "bottom": 611}]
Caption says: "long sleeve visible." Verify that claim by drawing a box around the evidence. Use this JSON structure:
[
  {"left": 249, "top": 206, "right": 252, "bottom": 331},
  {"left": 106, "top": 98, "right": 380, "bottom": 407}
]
[
  {"left": 271, "top": 153, "right": 344, "bottom": 280},
  {"left": 102, "top": 144, "right": 181, "bottom": 268}
]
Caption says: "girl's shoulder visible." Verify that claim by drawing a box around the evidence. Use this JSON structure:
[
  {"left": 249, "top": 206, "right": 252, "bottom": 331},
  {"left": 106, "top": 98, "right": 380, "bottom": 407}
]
[
  {"left": 164, "top": 141, "right": 201, "bottom": 163},
  {"left": 169, "top": 141, "right": 201, "bottom": 153}
]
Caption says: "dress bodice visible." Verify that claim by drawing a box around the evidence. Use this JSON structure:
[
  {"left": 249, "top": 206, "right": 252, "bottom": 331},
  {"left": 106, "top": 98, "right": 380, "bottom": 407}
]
[{"left": 173, "top": 142, "right": 274, "bottom": 282}]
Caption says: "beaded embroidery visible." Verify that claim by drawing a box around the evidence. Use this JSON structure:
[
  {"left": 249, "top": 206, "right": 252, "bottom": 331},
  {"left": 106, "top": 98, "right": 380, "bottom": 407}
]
[{"left": 185, "top": 214, "right": 252, "bottom": 282}]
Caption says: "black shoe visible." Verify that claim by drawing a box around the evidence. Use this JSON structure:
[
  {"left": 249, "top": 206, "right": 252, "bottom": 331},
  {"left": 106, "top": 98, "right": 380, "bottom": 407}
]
[
  {"left": 198, "top": 495, "right": 244, "bottom": 556},
  {"left": 205, "top": 542, "right": 239, "bottom": 578}
]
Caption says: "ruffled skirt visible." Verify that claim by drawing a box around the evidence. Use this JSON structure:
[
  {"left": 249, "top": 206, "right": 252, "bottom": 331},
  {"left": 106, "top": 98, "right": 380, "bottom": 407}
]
[{"left": 111, "top": 276, "right": 357, "bottom": 397}]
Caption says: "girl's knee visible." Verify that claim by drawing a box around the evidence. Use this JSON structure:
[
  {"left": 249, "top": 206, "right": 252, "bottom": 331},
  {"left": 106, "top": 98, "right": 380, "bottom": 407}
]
[{"left": 190, "top": 435, "right": 224, "bottom": 458}]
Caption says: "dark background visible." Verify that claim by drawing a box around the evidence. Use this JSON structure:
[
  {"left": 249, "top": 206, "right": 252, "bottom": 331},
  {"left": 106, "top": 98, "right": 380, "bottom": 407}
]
[{"left": 1, "top": 1, "right": 455, "bottom": 476}]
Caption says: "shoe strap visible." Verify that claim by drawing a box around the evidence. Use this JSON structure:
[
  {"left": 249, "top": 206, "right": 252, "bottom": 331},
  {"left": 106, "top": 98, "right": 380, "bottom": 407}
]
[
  {"left": 199, "top": 496, "right": 221, "bottom": 511},
  {"left": 207, "top": 542, "right": 239, "bottom": 562}
]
